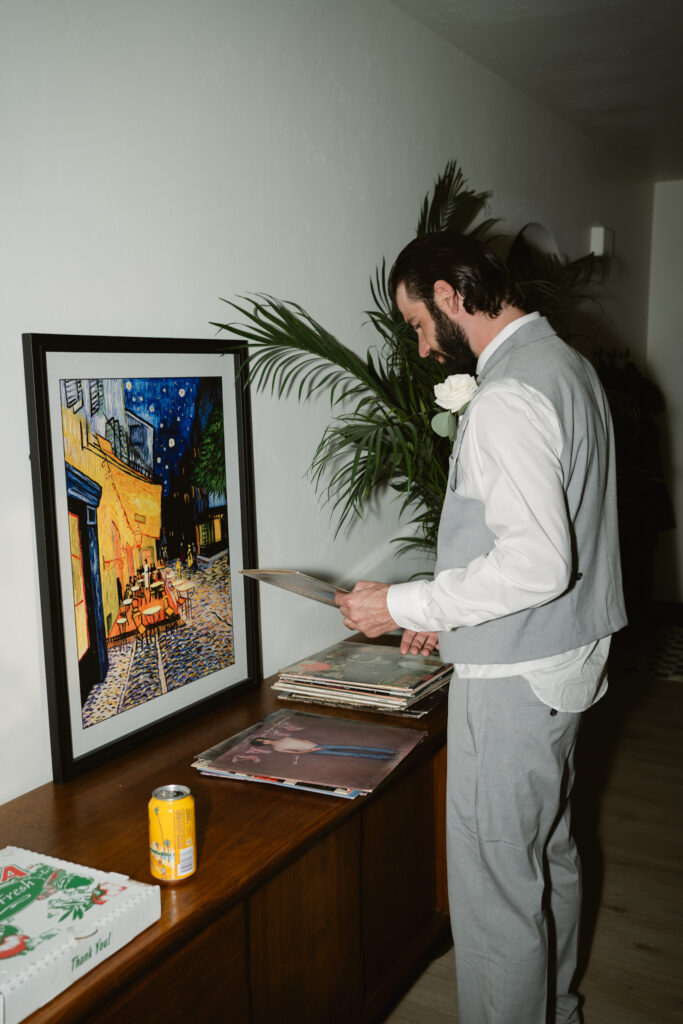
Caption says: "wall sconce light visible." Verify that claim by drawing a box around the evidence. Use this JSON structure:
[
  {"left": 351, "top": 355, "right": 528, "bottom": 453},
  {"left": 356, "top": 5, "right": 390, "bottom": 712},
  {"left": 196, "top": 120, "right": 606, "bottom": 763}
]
[{"left": 590, "top": 225, "right": 614, "bottom": 257}]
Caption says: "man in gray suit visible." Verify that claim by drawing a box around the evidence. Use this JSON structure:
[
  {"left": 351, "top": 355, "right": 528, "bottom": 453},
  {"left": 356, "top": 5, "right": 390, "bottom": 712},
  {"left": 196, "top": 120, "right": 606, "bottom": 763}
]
[{"left": 335, "top": 233, "right": 626, "bottom": 1024}]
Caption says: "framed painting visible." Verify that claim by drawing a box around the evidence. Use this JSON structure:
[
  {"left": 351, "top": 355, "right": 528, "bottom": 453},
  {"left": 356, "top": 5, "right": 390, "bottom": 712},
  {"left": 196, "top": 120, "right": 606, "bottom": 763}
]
[{"left": 23, "top": 334, "right": 261, "bottom": 781}]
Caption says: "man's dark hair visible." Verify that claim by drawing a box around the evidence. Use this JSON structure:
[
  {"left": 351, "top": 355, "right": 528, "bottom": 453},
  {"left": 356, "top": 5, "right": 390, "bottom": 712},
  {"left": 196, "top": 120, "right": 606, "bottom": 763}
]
[{"left": 388, "top": 232, "right": 524, "bottom": 317}]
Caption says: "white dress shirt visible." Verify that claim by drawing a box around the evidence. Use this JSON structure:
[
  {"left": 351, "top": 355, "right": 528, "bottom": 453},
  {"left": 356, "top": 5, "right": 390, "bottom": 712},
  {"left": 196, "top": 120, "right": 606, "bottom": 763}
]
[{"left": 387, "top": 313, "right": 610, "bottom": 712}]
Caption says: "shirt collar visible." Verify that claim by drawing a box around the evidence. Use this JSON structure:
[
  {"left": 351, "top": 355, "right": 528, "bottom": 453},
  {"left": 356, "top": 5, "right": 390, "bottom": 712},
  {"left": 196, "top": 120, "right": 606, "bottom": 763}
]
[{"left": 476, "top": 311, "right": 540, "bottom": 375}]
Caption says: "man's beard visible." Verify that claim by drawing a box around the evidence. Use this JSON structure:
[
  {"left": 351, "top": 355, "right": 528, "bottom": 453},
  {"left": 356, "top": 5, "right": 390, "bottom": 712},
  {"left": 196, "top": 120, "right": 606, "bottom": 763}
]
[{"left": 431, "top": 306, "right": 478, "bottom": 377}]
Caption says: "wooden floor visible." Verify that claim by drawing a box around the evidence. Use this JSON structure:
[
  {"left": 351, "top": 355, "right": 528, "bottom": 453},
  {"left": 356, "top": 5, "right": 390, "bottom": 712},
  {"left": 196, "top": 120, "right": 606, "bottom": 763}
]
[{"left": 383, "top": 622, "right": 683, "bottom": 1023}]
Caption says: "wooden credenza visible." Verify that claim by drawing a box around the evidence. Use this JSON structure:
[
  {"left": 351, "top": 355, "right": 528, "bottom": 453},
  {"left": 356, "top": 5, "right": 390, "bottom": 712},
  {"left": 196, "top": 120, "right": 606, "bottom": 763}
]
[{"left": 0, "top": 665, "right": 449, "bottom": 1024}]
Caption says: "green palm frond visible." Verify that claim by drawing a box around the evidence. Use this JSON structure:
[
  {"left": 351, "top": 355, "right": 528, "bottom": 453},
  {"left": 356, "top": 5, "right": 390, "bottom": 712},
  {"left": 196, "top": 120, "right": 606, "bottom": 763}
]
[
  {"left": 506, "top": 230, "right": 608, "bottom": 329},
  {"left": 212, "top": 294, "right": 381, "bottom": 406},
  {"left": 416, "top": 160, "right": 497, "bottom": 238},
  {"left": 309, "top": 403, "right": 449, "bottom": 539},
  {"left": 214, "top": 159, "right": 605, "bottom": 560},
  {"left": 366, "top": 258, "right": 405, "bottom": 342}
]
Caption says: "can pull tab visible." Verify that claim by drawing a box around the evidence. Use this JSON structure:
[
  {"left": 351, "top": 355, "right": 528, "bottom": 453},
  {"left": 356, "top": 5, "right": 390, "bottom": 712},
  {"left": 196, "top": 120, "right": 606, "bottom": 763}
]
[{"left": 152, "top": 785, "right": 190, "bottom": 801}]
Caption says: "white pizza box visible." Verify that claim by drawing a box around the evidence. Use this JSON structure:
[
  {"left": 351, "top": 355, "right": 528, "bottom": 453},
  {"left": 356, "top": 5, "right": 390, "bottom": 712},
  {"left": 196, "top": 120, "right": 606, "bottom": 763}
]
[{"left": 0, "top": 846, "right": 161, "bottom": 1024}]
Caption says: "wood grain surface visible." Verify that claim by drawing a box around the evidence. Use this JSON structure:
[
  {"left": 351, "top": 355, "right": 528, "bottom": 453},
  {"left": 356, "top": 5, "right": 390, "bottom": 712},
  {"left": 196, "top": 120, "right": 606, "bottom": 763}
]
[{"left": 0, "top": 654, "right": 449, "bottom": 1023}]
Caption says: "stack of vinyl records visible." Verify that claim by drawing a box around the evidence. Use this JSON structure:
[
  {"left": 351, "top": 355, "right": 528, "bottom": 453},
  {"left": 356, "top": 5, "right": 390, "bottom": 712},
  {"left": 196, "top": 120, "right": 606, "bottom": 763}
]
[
  {"left": 272, "top": 641, "right": 452, "bottom": 718},
  {"left": 192, "top": 709, "right": 426, "bottom": 799}
]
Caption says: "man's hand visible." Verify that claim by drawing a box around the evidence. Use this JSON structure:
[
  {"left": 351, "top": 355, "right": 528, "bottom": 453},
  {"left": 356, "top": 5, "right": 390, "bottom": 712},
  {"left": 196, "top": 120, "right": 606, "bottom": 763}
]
[
  {"left": 334, "top": 581, "right": 397, "bottom": 638},
  {"left": 400, "top": 630, "right": 439, "bottom": 656}
]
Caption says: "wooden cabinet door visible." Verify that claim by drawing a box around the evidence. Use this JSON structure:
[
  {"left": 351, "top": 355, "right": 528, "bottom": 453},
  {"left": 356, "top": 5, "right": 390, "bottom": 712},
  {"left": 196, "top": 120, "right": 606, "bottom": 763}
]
[
  {"left": 81, "top": 904, "right": 248, "bottom": 1024},
  {"left": 249, "top": 817, "right": 363, "bottom": 1024},
  {"left": 361, "top": 757, "right": 438, "bottom": 993}
]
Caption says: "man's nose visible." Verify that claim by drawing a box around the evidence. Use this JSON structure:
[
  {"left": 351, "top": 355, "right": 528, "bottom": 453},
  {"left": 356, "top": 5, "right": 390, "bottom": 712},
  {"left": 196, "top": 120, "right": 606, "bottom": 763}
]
[{"left": 418, "top": 338, "right": 431, "bottom": 358}]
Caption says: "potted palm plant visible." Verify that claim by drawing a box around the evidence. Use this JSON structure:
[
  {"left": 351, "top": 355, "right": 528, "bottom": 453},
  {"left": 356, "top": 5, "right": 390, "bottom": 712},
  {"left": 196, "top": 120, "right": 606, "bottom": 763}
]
[{"left": 212, "top": 160, "right": 606, "bottom": 559}]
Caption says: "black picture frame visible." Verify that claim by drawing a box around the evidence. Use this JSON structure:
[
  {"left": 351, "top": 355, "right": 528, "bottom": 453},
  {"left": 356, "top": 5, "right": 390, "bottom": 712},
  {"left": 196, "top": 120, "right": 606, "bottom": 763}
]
[{"left": 23, "top": 333, "right": 261, "bottom": 782}]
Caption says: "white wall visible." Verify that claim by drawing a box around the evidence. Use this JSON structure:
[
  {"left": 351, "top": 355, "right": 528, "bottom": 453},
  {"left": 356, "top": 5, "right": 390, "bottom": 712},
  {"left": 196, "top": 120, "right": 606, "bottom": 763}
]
[
  {"left": 647, "top": 180, "right": 683, "bottom": 602},
  {"left": 0, "top": 0, "right": 653, "bottom": 805}
]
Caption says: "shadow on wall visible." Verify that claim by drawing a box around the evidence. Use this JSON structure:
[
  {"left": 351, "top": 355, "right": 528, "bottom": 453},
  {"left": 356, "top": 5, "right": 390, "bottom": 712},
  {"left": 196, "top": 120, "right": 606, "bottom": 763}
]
[
  {"left": 503, "top": 226, "right": 677, "bottom": 624},
  {"left": 594, "top": 351, "right": 677, "bottom": 620}
]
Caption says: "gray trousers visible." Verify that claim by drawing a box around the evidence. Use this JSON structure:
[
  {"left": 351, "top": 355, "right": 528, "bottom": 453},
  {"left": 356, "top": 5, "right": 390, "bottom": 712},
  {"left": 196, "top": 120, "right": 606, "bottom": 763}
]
[{"left": 446, "top": 675, "right": 582, "bottom": 1024}]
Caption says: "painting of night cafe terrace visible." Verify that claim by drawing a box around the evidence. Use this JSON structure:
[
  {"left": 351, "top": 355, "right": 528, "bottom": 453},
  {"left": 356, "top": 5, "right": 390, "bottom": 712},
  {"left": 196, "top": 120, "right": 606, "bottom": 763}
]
[{"left": 59, "top": 374, "right": 234, "bottom": 728}]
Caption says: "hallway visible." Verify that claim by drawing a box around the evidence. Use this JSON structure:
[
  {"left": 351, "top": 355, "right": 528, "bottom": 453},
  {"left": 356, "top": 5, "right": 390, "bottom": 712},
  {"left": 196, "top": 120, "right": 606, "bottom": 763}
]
[{"left": 384, "top": 620, "right": 683, "bottom": 1024}]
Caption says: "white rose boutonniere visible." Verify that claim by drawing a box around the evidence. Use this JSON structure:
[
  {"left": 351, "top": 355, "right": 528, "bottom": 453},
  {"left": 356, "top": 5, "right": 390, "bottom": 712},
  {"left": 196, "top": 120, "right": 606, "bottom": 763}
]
[{"left": 431, "top": 373, "right": 478, "bottom": 440}]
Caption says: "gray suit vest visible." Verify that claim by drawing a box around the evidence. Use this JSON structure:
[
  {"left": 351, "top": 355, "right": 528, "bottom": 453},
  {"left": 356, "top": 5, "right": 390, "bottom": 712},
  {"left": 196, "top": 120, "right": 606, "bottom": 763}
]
[{"left": 435, "top": 316, "right": 627, "bottom": 664}]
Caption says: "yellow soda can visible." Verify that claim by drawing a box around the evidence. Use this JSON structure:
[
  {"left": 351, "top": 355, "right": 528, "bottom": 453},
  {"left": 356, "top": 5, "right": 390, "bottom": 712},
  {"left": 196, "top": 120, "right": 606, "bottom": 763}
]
[{"left": 148, "top": 785, "right": 196, "bottom": 882}]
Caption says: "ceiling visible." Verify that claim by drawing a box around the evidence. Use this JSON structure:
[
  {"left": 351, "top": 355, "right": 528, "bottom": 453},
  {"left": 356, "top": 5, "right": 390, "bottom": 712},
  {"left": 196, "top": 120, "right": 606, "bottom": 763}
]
[{"left": 390, "top": 0, "right": 683, "bottom": 181}]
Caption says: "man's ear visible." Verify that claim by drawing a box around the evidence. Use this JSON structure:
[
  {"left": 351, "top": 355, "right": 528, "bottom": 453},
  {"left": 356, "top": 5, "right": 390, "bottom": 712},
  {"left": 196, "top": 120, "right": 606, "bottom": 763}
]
[{"left": 433, "top": 280, "right": 460, "bottom": 318}]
